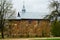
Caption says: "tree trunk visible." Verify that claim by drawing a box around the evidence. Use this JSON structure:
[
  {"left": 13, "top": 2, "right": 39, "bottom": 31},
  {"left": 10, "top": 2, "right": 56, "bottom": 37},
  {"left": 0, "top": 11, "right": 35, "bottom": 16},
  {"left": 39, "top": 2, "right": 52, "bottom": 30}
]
[
  {"left": 1, "top": 21, "right": 4, "bottom": 38},
  {"left": 1, "top": 14, "right": 4, "bottom": 38},
  {"left": 1, "top": 27, "right": 4, "bottom": 38}
]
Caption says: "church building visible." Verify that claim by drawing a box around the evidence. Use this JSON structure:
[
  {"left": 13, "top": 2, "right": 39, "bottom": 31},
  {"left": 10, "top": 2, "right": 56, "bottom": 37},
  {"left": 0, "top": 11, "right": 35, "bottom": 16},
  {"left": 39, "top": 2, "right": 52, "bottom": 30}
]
[{"left": 5, "top": 2, "right": 51, "bottom": 37}]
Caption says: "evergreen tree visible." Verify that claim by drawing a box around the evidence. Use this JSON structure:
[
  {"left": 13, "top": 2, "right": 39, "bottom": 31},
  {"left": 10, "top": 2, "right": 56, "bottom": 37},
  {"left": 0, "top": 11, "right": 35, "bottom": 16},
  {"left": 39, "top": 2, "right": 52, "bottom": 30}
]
[{"left": 51, "top": 21, "right": 60, "bottom": 36}]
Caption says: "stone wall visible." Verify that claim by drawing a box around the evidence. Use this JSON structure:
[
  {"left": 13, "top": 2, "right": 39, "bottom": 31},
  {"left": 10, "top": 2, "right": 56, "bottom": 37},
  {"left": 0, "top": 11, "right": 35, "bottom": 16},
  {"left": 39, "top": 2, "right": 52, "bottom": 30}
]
[{"left": 8, "top": 19, "right": 50, "bottom": 37}]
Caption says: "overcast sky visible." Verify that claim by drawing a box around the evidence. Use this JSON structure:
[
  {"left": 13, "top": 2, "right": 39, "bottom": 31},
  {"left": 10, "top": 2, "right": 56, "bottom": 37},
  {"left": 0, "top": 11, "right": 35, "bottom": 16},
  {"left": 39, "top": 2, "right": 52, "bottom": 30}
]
[
  {"left": 11, "top": 0, "right": 60, "bottom": 17},
  {"left": 12, "top": 0, "right": 50, "bottom": 14}
]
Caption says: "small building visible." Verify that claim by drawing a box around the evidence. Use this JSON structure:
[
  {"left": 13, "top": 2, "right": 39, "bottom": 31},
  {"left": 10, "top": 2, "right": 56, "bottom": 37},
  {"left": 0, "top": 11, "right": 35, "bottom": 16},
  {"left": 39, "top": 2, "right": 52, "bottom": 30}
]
[
  {"left": 8, "top": 19, "right": 50, "bottom": 37},
  {"left": 5, "top": 3, "right": 51, "bottom": 37}
]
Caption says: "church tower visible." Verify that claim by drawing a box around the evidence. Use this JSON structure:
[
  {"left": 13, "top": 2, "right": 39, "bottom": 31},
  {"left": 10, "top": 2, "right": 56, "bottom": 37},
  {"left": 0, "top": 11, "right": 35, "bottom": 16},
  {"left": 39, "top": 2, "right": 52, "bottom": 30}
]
[
  {"left": 22, "top": 1, "right": 26, "bottom": 13},
  {"left": 17, "top": 1, "right": 26, "bottom": 17}
]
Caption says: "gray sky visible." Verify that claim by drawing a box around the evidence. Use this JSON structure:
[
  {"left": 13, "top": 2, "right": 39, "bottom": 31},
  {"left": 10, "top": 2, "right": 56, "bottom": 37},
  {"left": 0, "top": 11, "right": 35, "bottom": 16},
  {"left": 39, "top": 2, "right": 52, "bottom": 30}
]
[
  {"left": 11, "top": 0, "right": 59, "bottom": 19},
  {"left": 12, "top": 0, "right": 60, "bottom": 13},
  {"left": 5, "top": 0, "right": 60, "bottom": 19},
  {"left": 9, "top": 0, "right": 60, "bottom": 19},
  {"left": 12, "top": 0, "right": 50, "bottom": 14}
]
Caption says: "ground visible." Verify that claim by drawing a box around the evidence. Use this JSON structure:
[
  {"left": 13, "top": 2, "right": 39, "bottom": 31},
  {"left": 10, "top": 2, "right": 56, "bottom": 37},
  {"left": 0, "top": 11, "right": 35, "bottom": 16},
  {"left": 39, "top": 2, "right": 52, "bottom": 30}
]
[{"left": 0, "top": 37, "right": 60, "bottom": 40}]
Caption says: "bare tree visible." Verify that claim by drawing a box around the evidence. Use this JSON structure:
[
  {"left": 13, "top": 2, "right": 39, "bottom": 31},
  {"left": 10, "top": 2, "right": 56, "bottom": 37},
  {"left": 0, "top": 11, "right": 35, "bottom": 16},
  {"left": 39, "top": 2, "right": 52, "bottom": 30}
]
[
  {"left": 0, "top": 0, "right": 15, "bottom": 38},
  {"left": 44, "top": 0, "right": 60, "bottom": 21}
]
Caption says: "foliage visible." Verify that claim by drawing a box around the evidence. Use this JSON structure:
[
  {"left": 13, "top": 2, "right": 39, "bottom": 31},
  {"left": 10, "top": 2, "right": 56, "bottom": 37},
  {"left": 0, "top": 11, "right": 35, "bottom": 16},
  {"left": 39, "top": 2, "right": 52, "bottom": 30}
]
[
  {"left": 51, "top": 21, "right": 60, "bottom": 37},
  {"left": 44, "top": 0, "right": 60, "bottom": 21},
  {"left": 44, "top": 0, "right": 60, "bottom": 37}
]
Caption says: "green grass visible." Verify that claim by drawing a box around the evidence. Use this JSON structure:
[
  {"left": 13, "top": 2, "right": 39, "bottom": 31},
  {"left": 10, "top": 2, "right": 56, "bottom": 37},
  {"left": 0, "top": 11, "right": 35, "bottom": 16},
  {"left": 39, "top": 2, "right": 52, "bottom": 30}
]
[
  {"left": 0, "top": 37, "right": 60, "bottom": 40},
  {"left": 46, "top": 39, "right": 60, "bottom": 40},
  {"left": 33, "top": 37, "right": 60, "bottom": 40},
  {"left": 34, "top": 39, "right": 60, "bottom": 40}
]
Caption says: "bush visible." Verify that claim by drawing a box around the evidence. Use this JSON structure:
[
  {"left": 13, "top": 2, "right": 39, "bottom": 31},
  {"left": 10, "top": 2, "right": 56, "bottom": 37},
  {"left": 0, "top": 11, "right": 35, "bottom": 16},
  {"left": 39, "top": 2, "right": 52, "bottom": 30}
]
[{"left": 51, "top": 21, "right": 60, "bottom": 37}]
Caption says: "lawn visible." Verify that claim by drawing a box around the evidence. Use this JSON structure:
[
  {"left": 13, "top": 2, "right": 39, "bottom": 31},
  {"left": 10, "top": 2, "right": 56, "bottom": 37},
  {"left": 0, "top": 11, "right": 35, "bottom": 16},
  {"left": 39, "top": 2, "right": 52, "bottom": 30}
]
[
  {"left": 0, "top": 37, "right": 60, "bottom": 40},
  {"left": 33, "top": 39, "right": 60, "bottom": 40},
  {"left": 33, "top": 37, "right": 60, "bottom": 40}
]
